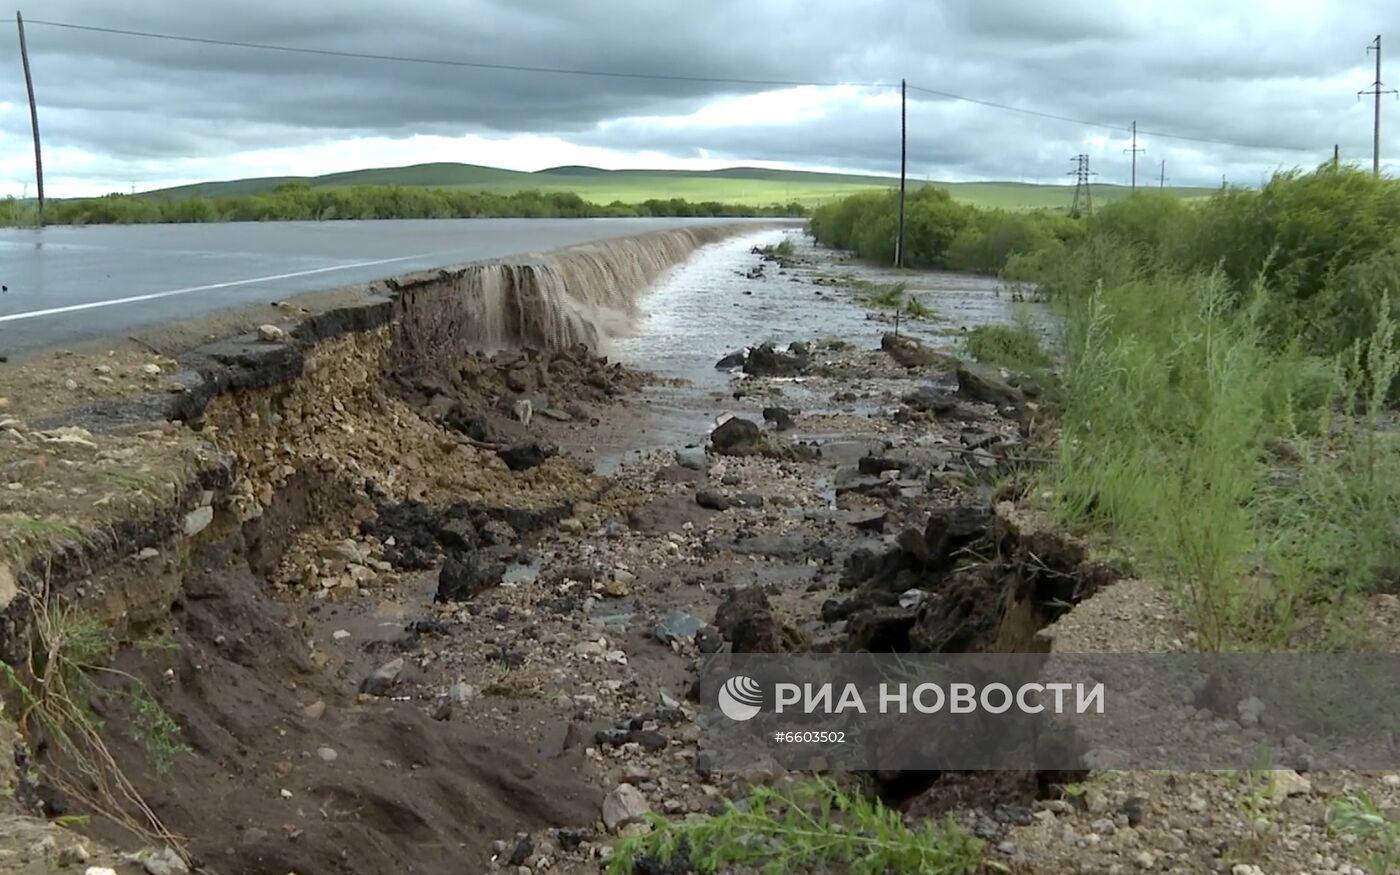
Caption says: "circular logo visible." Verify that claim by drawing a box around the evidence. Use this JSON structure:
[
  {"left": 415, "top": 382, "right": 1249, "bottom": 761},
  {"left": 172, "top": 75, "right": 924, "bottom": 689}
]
[{"left": 717, "top": 675, "right": 763, "bottom": 721}]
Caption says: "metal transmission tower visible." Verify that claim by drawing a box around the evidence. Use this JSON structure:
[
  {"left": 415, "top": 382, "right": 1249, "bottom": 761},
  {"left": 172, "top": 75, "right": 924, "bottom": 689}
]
[
  {"left": 1124, "top": 120, "right": 1146, "bottom": 190},
  {"left": 1360, "top": 35, "right": 1396, "bottom": 177},
  {"left": 1068, "top": 154, "right": 1096, "bottom": 218}
]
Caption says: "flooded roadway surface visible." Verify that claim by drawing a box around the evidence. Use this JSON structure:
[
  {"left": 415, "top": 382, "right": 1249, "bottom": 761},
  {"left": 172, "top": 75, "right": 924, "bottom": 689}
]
[
  {"left": 0, "top": 217, "right": 779, "bottom": 354},
  {"left": 601, "top": 227, "right": 1034, "bottom": 470}
]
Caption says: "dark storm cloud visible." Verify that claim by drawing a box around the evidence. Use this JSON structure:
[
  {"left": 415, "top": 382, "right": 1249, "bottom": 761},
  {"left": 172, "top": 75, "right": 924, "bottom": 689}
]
[{"left": 6, "top": 0, "right": 1394, "bottom": 188}]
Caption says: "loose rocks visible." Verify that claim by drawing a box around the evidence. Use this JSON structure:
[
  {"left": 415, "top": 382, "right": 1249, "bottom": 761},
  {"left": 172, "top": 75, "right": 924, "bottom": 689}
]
[{"left": 602, "top": 784, "right": 650, "bottom": 832}]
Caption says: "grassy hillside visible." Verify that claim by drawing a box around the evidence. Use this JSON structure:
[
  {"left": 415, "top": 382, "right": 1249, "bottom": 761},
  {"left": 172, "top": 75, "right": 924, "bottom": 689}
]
[{"left": 143, "top": 163, "right": 1215, "bottom": 211}]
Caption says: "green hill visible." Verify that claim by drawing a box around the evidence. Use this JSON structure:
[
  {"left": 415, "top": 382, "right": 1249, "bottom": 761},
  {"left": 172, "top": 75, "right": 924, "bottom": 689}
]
[{"left": 143, "top": 162, "right": 1215, "bottom": 210}]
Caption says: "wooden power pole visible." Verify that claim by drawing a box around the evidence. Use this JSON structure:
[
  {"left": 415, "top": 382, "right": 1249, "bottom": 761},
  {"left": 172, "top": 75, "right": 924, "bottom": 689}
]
[
  {"left": 895, "top": 78, "right": 906, "bottom": 268},
  {"left": 16, "top": 10, "right": 43, "bottom": 221}
]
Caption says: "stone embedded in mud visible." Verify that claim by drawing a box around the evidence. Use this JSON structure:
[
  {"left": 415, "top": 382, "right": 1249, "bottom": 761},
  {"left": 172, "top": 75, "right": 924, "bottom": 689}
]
[
  {"left": 443, "top": 408, "right": 496, "bottom": 442},
  {"left": 182, "top": 505, "right": 214, "bottom": 537},
  {"left": 762, "top": 406, "right": 796, "bottom": 431},
  {"left": 505, "top": 368, "right": 533, "bottom": 395},
  {"left": 655, "top": 608, "right": 705, "bottom": 645},
  {"left": 139, "top": 847, "right": 189, "bottom": 875},
  {"left": 602, "top": 569, "right": 634, "bottom": 598},
  {"left": 436, "top": 553, "right": 506, "bottom": 602},
  {"left": 957, "top": 364, "right": 1023, "bottom": 407},
  {"left": 833, "top": 468, "right": 899, "bottom": 499},
  {"left": 602, "top": 784, "right": 650, "bottom": 833},
  {"left": 715, "top": 350, "right": 747, "bottom": 370},
  {"left": 359, "top": 657, "right": 405, "bottom": 696},
  {"left": 881, "top": 332, "right": 957, "bottom": 370},
  {"left": 851, "top": 511, "right": 888, "bottom": 533},
  {"left": 709, "top": 416, "right": 761, "bottom": 454},
  {"left": 901, "top": 384, "right": 959, "bottom": 415},
  {"left": 742, "top": 342, "right": 809, "bottom": 377},
  {"left": 674, "top": 447, "right": 708, "bottom": 471},
  {"left": 695, "top": 489, "right": 729, "bottom": 511},
  {"left": 715, "top": 586, "right": 793, "bottom": 653},
  {"left": 257, "top": 324, "right": 287, "bottom": 343},
  {"left": 497, "top": 441, "right": 555, "bottom": 472},
  {"left": 436, "top": 517, "right": 479, "bottom": 552}
]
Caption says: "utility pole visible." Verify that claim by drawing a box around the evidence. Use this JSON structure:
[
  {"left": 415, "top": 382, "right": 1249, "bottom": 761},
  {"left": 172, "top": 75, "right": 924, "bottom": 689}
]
[
  {"left": 1068, "top": 154, "right": 1096, "bottom": 218},
  {"left": 1360, "top": 36, "right": 1396, "bottom": 177},
  {"left": 895, "top": 78, "right": 907, "bottom": 268},
  {"left": 1124, "top": 120, "right": 1145, "bottom": 191},
  {"left": 16, "top": 10, "right": 43, "bottom": 221},
  {"left": 1334, "top": 143, "right": 1341, "bottom": 168},
  {"left": 1159, "top": 159, "right": 1166, "bottom": 189}
]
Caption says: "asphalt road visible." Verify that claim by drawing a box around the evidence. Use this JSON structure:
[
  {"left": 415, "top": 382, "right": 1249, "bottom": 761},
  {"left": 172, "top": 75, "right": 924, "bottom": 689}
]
[{"left": 0, "top": 217, "right": 762, "bottom": 355}]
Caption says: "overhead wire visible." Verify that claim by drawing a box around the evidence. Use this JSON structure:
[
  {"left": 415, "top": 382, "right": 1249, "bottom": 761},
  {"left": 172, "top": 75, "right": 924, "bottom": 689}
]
[{"left": 28, "top": 17, "right": 1307, "bottom": 155}]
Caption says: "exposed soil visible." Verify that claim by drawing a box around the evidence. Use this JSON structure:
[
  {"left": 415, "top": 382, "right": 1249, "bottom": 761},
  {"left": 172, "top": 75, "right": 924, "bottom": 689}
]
[{"left": 2, "top": 234, "right": 1397, "bottom": 875}]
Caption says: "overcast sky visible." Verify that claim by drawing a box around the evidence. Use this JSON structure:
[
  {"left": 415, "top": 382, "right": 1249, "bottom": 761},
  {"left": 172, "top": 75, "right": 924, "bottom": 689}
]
[{"left": 2, "top": 0, "right": 1396, "bottom": 197}]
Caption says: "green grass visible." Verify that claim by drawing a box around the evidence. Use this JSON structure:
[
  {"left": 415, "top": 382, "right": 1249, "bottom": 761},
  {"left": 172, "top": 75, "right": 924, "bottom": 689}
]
[
  {"left": 962, "top": 314, "right": 1052, "bottom": 370},
  {"left": 1330, "top": 793, "right": 1400, "bottom": 874},
  {"left": 1049, "top": 265, "right": 1400, "bottom": 649},
  {"left": 137, "top": 162, "right": 1213, "bottom": 211},
  {"left": 607, "top": 778, "right": 983, "bottom": 875}
]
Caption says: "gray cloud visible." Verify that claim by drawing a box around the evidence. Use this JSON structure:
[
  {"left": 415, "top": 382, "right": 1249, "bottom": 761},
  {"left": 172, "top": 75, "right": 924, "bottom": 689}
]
[{"left": 6, "top": 0, "right": 1395, "bottom": 190}]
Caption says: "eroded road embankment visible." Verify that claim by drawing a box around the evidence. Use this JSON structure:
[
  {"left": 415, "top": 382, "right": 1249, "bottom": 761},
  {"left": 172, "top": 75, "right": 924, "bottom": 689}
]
[{"left": 2, "top": 227, "right": 1365, "bottom": 875}]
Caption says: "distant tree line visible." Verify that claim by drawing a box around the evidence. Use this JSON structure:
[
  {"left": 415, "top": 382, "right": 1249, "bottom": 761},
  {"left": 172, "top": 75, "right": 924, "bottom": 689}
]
[{"left": 0, "top": 182, "right": 808, "bottom": 226}]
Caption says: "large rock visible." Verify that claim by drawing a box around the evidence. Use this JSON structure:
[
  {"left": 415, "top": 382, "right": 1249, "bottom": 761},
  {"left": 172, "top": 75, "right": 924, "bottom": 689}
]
[
  {"left": 444, "top": 408, "right": 496, "bottom": 442},
  {"left": 715, "top": 586, "right": 783, "bottom": 653},
  {"left": 696, "top": 489, "right": 730, "bottom": 511},
  {"left": 709, "top": 417, "right": 762, "bottom": 454},
  {"left": 742, "top": 342, "right": 809, "bottom": 377},
  {"left": 435, "top": 553, "right": 506, "bottom": 602},
  {"left": 957, "top": 364, "right": 1024, "bottom": 407},
  {"left": 497, "top": 441, "right": 555, "bottom": 471},
  {"left": 602, "top": 784, "right": 650, "bottom": 832},
  {"left": 881, "top": 333, "right": 956, "bottom": 370},
  {"left": 715, "top": 350, "right": 748, "bottom": 370},
  {"left": 762, "top": 406, "right": 796, "bottom": 431},
  {"left": 901, "top": 384, "right": 958, "bottom": 414},
  {"left": 359, "top": 657, "right": 404, "bottom": 696}
]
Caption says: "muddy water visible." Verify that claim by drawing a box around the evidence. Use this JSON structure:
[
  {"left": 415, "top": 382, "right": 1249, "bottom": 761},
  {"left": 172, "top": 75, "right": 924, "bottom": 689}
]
[{"left": 595, "top": 228, "right": 1033, "bottom": 471}]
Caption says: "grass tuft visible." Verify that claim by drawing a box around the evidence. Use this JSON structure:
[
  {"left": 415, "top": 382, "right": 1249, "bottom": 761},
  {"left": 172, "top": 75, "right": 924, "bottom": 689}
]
[
  {"left": 607, "top": 778, "right": 983, "bottom": 875},
  {"left": 963, "top": 313, "right": 1052, "bottom": 370}
]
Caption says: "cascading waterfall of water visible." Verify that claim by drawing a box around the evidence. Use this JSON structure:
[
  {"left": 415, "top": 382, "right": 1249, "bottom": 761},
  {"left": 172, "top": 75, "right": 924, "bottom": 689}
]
[{"left": 450, "top": 226, "right": 753, "bottom": 351}]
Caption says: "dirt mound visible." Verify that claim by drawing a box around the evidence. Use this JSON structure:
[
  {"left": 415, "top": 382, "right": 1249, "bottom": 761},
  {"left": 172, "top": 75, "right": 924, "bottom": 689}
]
[
  {"left": 398, "top": 344, "right": 651, "bottom": 434},
  {"left": 828, "top": 504, "right": 1117, "bottom": 654},
  {"left": 72, "top": 540, "right": 598, "bottom": 875}
]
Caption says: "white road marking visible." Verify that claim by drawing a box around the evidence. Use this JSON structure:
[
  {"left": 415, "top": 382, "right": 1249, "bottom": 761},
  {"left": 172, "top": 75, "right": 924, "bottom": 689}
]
[{"left": 0, "top": 252, "right": 438, "bottom": 324}]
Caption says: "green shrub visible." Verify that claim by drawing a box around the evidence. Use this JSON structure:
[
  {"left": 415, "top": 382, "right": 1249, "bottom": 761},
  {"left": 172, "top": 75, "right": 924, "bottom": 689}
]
[{"left": 962, "top": 315, "right": 1052, "bottom": 369}]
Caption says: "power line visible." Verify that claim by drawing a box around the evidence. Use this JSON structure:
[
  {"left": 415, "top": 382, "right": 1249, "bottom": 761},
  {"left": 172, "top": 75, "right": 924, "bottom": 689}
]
[
  {"left": 907, "top": 84, "right": 1306, "bottom": 152},
  {"left": 27, "top": 17, "right": 1311, "bottom": 157},
  {"left": 24, "top": 18, "right": 897, "bottom": 90}
]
